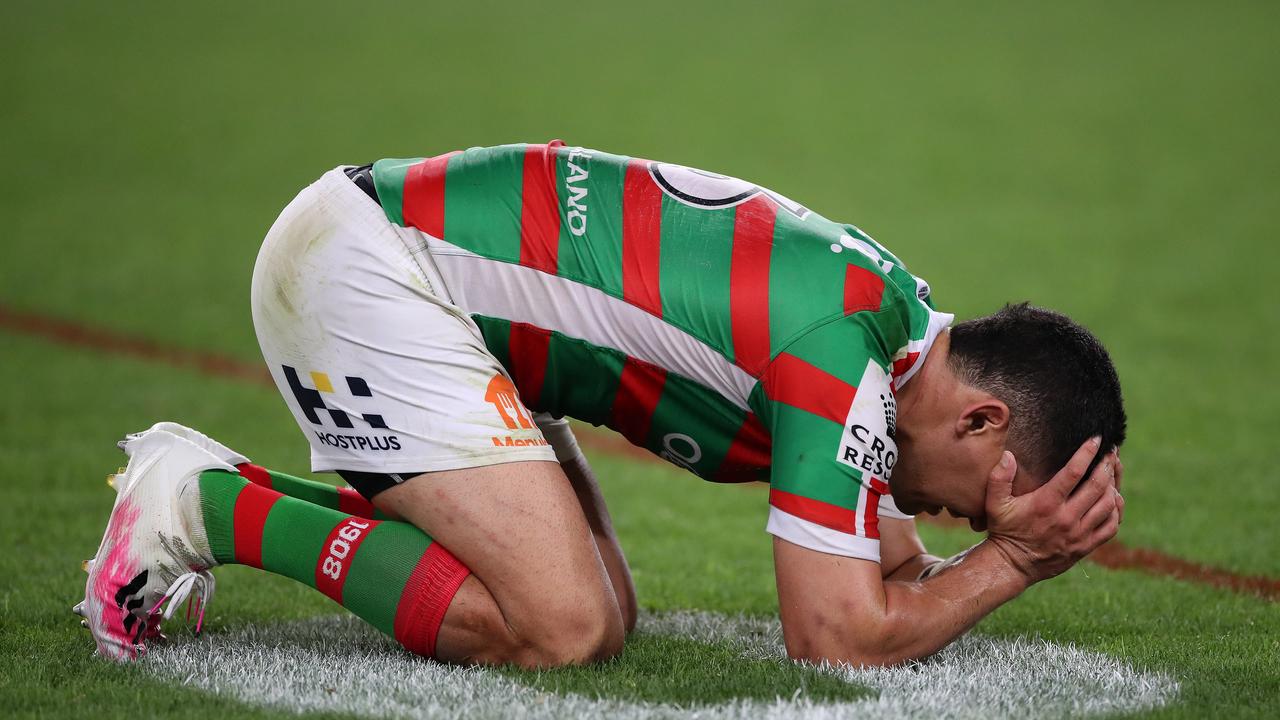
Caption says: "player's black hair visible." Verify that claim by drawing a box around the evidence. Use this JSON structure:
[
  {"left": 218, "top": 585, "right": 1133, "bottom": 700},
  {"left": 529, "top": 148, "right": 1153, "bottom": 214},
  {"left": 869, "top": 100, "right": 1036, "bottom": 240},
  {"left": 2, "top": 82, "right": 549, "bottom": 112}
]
[{"left": 946, "top": 303, "right": 1126, "bottom": 481}]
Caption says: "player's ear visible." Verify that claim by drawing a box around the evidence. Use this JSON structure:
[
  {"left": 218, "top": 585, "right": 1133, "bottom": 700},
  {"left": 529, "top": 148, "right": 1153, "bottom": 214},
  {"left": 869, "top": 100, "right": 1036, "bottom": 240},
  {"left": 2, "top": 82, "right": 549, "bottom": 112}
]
[{"left": 954, "top": 397, "right": 1010, "bottom": 439}]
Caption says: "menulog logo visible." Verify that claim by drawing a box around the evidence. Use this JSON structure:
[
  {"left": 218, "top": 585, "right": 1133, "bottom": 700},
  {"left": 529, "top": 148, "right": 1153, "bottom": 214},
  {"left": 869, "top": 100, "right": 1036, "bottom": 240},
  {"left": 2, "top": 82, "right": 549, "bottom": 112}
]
[{"left": 485, "top": 373, "right": 548, "bottom": 449}]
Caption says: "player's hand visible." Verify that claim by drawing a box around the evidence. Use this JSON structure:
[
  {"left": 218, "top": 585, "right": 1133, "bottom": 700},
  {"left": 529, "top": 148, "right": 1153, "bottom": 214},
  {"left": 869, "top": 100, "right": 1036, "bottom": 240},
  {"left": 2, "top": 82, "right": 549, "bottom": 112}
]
[
  {"left": 1114, "top": 452, "right": 1125, "bottom": 523},
  {"left": 982, "top": 437, "right": 1121, "bottom": 584}
]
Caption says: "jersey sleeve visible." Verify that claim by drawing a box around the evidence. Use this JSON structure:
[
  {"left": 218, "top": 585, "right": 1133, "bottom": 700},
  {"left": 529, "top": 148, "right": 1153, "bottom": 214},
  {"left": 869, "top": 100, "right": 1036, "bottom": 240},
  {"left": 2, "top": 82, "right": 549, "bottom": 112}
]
[{"left": 756, "top": 307, "right": 914, "bottom": 562}]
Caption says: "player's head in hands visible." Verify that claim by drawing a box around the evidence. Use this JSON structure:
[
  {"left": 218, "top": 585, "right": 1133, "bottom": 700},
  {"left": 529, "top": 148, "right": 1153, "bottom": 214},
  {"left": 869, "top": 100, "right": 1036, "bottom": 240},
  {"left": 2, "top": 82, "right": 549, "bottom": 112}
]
[{"left": 890, "top": 303, "right": 1127, "bottom": 524}]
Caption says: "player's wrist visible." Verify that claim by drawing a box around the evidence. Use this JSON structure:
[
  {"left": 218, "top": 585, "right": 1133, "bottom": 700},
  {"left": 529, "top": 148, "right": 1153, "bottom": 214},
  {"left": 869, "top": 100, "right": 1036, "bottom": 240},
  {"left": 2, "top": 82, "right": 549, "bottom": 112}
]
[{"left": 977, "top": 537, "right": 1038, "bottom": 590}]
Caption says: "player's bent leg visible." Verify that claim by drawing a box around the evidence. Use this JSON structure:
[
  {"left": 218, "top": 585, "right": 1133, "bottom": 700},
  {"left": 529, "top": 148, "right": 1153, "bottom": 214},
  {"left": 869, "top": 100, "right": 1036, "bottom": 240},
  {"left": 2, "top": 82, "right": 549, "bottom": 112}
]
[
  {"left": 197, "top": 460, "right": 617, "bottom": 668},
  {"left": 373, "top": 460, "right": 626, "bottom": 667},
  {"left": 197, "top": 469, "right": 471, "bottom": 658},
  {"left": 232, "top": 462, "right": 624, "bottom": 658},
  {"left": 80, "top": 427, "right": 473, "bottom": 662},
  {"left": 78, "top": 423, "right": 594, "bottom": 667}
]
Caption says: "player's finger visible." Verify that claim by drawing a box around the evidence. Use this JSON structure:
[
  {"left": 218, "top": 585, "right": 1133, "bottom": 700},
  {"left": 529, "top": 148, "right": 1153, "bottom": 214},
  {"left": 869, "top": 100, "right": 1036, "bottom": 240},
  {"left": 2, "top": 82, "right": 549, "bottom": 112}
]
[
  {"left": 1066, "top": 453, "right": 1114, "bottom": 517},
  {"left": 1089, "top": 509, "right": 1121, "bottom": 548},
  {"left": 1115, "top": 491, "right": 1125, "bottom": 523},
  {"left": 1112, "top": 451, "right": 1124, "bottom": 492},
  {"left": 1079, "top": 487, "right": 1117, "bottom": 532},
  {"left": 1043, "top": 436, "right": 1102, "bottom": 500},
  {"left": 985, "top": 451, "right": 1017, "bottom": 506}
]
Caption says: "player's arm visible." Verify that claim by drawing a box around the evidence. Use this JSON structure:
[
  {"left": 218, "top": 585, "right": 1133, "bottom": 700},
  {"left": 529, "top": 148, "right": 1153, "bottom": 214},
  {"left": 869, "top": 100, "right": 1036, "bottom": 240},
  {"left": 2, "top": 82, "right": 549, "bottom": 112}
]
[
  {"left": 775, "top": 440, "right": 1119, "bottom": 667},
  {"left": 536, "top": 415, "right": 637, "bottom": 632},
  {"left": 877, "top": 517, "right": 942, "bottom": 582},
  {"left": 874, "top": 484, "right": 942, "bottom": 581},
  {"left": 561, "top": 452, "right": 637, "bottom": 632}
]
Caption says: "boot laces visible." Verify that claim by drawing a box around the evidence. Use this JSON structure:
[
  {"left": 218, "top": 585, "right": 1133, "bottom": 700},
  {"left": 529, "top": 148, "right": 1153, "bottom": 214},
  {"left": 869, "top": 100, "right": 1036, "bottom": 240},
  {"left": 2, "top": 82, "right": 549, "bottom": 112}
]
[{"left": 146, "top": 570, "right": 216, "bottom": 637}]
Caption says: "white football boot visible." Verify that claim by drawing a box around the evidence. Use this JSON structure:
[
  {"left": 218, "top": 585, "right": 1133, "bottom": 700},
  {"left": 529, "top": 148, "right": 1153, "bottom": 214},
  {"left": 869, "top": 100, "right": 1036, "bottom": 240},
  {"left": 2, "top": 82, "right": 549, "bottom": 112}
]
[
  {"left": 75, "top": 429, "right": 234, "bottom": 660},
  {"left": 120, "top": 421, "right": 251, "bottom": 467}
]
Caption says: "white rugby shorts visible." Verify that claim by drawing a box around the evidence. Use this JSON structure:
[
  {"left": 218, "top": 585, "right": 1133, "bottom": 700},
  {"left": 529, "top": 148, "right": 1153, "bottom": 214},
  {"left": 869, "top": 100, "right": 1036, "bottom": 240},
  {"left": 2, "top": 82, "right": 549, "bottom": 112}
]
[{"left": 250, "top": 167, "right": 567, "bottom": 475}]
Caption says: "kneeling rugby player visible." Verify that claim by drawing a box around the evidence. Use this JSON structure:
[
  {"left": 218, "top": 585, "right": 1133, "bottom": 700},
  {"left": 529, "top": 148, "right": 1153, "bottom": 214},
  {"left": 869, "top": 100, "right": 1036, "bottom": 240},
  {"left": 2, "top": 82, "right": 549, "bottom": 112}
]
[{"left": 79, "top": 141, "right": 1126, "bottom": 667}]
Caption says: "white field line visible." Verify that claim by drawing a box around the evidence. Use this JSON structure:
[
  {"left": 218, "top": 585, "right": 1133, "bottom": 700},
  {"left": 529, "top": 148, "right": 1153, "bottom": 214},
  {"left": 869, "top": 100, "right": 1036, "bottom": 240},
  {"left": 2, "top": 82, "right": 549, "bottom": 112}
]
[{"left": 145, "top": 611, "right": 1178, "bottom": 720}]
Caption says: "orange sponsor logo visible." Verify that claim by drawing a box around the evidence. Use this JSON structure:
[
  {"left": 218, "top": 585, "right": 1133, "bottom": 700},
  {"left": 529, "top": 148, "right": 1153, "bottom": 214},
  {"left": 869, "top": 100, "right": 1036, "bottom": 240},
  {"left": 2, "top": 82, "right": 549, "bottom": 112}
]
[
  {"left": 486, "top": 373, "right": 534, "bottom": 430},
  {"left": 490, "top": 436, "right": 549, "bottom": 448}
]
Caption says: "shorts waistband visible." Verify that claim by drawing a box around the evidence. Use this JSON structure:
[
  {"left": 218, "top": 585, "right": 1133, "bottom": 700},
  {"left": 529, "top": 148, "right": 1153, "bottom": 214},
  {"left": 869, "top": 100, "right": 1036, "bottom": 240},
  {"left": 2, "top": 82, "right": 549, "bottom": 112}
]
[{"left": 344, "top": 164, "right": 380, "bottom": 205}]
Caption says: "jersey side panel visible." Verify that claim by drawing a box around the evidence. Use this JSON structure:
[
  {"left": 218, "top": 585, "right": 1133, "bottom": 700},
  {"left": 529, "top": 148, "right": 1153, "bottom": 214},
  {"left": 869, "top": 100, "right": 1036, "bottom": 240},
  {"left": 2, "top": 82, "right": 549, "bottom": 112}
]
[
  {"left": 471, "top": 314, "right": 770, "bottom": 482},
  {"left": 643, "top": 364, "right": 747, "bottom": 479},
  {"left": 543, "top": 328, "right": 626, "bottom": 430}
]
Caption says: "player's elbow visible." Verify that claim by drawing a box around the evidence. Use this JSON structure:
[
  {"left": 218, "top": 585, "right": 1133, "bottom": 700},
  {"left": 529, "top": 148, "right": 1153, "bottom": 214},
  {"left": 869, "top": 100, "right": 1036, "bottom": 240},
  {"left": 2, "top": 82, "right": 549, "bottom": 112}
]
[
  {"left": 782, "top": 616, "right": 926, "bottom": 668},
  {"left": 785, "top": 638, "right": 921, "bottom": 668},
  {"left": 784, "top": 634, "right": 896, "bottom": 668}
]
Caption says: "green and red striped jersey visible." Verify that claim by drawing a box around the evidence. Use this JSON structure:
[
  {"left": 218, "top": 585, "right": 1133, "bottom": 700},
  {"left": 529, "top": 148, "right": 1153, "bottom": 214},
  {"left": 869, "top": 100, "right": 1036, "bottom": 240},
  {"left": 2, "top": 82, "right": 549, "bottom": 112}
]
[{"left": 371, "top": 142, "right": 953, "bottom": 562}]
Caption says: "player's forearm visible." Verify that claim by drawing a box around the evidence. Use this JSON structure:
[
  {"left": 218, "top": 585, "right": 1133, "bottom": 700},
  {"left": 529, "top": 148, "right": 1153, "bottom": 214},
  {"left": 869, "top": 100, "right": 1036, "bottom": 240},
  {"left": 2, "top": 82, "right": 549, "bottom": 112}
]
[
  {"left": 560, "top": 454, "right": 638, "bottom": 631},
  {"left": 869, "top": 541, "right": 1028, "bottom": 664},
  {"left": 791, "top": 540, "right": 1027, "bottom": 667},
  {"left": 561, "top": 453, "right": 616, "bottom": 536},
  {"left": 882, "top": 541, "right": 1027, "bottom": 658}
]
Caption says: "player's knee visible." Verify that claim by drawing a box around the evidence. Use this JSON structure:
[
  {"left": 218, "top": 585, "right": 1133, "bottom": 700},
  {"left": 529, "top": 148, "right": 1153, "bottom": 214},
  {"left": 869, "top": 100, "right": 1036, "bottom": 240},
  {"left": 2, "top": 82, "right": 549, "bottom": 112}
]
[
  {"left": 518, "top": 595, "right": 624, "bottom": 667},
  {"left": 434, "top": 582, "right": 622, "bottom": 667},
  {"left": 579, "top": 599, "right": 626, "bottom": 662},
  {"left": 496, "top": 579, "right": 622, "bottom": 666}
]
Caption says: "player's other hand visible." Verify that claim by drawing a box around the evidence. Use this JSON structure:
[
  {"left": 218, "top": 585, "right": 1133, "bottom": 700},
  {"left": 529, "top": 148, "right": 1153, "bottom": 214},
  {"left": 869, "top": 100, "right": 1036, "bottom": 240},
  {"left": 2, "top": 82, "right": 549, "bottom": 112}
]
[{"left": 983, "top": 437, "right": 1121, "bottom": 584}]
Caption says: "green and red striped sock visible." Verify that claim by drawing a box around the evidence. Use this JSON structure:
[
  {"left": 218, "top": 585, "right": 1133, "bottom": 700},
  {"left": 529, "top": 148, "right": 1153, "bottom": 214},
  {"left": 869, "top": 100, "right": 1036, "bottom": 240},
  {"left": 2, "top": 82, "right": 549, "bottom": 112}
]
[
  {"left": 232, "top": 463, "right": 391, "bottom": 520},
  {"left": 196, "top": 469, "right": 468, "bottom": 657}
]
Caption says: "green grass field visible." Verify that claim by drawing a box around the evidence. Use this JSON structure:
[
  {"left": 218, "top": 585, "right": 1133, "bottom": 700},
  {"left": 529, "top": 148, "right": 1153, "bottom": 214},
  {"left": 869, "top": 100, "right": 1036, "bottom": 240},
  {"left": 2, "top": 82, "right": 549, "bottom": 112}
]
[{"left": 2, "top": 1, "right": 1278, "bottom": 717}]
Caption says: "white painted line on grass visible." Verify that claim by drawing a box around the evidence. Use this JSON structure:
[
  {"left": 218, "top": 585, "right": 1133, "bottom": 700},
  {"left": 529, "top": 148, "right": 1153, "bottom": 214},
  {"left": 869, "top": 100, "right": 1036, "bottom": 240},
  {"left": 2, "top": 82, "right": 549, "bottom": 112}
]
[{"left": 145, "top": 611, "right": 1178, "bottom": 719}]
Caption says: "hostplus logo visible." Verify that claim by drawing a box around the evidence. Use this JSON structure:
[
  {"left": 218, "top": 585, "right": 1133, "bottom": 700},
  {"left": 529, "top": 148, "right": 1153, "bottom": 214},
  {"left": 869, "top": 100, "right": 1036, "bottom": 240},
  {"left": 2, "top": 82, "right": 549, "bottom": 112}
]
[{"left": 283, "top": 366, "right": 402, "bottom": 452}]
